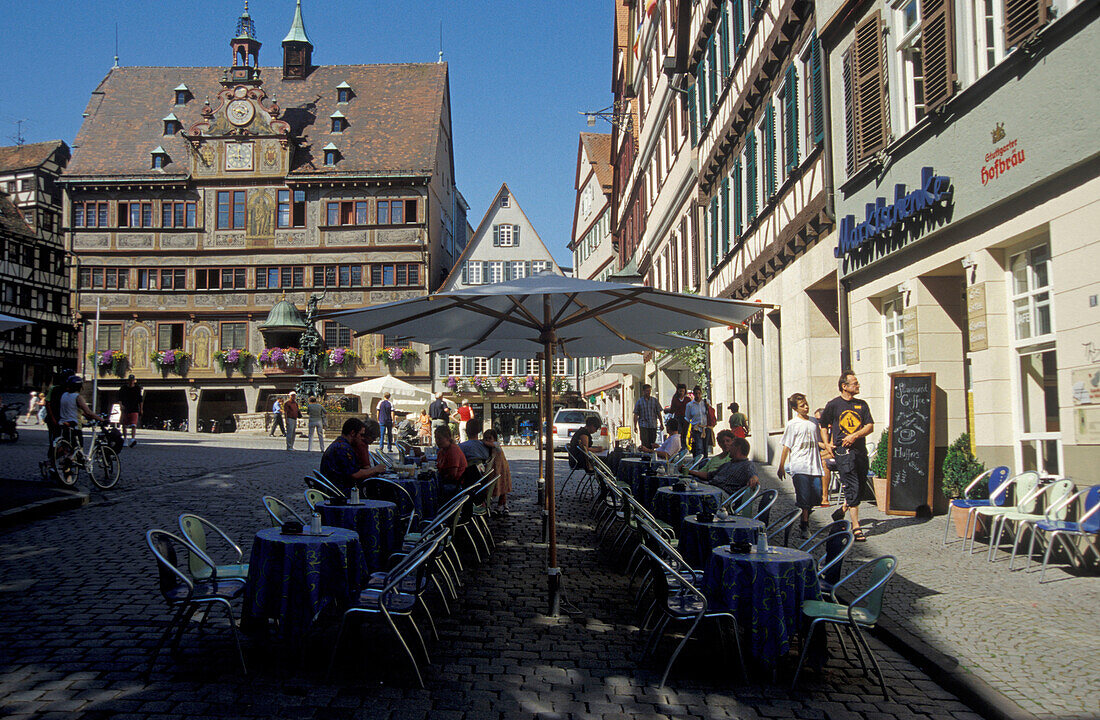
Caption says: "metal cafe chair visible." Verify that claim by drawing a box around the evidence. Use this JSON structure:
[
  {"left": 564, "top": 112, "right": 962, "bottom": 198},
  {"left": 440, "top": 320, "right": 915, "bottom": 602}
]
[
  {"left": 262, "top": 495, "right": 306, "bottom": 528},
  {"left": 177, "top": 513, "right": 249, "bottom": 582}
]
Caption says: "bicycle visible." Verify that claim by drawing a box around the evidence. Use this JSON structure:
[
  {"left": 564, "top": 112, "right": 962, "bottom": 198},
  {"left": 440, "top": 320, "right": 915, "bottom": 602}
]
[{"left": 52, "top": 421, "right": 121, "bottom": 490}]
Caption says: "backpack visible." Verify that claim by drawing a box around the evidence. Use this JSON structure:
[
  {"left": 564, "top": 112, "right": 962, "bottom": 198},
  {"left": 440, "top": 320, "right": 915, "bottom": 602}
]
[
  {"left": 706, "top": 402, "right": 717, "bottom": 428},
  {"left": 104, "top": 426, "right": 125, "bottom": 453}
]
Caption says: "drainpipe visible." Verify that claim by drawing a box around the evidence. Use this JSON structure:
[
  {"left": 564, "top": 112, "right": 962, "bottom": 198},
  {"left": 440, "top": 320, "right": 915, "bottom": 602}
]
[{"left": 819, "top": 29, "right": 849, "bottom": 369}]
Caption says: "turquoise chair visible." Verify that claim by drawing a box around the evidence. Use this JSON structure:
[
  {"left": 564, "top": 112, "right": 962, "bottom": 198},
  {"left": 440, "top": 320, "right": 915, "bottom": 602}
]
[
  {"left": 942, "top": 466, "right": 1010, "bottom": 545},
  {"left": 178, "top": 513, "right": 249, "bottom": 582},
  {"left": 790, "top": 555, "right": 898, "bottom": 699}
]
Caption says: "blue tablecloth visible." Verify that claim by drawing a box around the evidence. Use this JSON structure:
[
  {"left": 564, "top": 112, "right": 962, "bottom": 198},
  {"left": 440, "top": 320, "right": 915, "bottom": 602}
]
[
  {"left": 243, "top": 526, "right": 365, "bottom": 643},
  {"left": 679, "top": 515, "right": 765, "bottom": 568},
  {"left": 383, "top": 473, "right": 440, "bottom": 519},
  {"left": 616, "top": 458, "right": 661, "bottom": 490},
  {"left": 318, "top": 500, "right": 399, "bottom": 573},
  {"left": 702, "top": 546, "right": 819, "bottom": 666},
  {"left": 631, "top": 473, "right": 679, "bottom": 509},
  {"left": 652, "top": 483, "right": 725, "bottom": 533}
]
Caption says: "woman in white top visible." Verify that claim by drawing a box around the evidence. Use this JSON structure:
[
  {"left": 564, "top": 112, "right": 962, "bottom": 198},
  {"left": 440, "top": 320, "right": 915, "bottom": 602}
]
[
  {"left": 59, "top": 376, "right": 105, "bottom": 448},
  {"left": 777, "top": 393, "right": 825, "bottom": 537}
]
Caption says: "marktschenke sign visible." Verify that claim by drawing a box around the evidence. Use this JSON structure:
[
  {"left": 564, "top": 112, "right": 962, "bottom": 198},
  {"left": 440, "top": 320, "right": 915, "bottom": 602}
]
[{"left": 835, "top": 166, "right": 953, "bottom": 258}]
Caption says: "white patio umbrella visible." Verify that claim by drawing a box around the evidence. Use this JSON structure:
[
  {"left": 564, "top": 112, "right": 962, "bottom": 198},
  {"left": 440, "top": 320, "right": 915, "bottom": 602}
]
[
  {"left": 0, "top": 313, "right": 34, "bottom": 333},
  {"left": 341, "top": 373, "right": 435, "bottom": 415},
  {"left": 323, "top": 273, "right": 769, "bottom": 615}
]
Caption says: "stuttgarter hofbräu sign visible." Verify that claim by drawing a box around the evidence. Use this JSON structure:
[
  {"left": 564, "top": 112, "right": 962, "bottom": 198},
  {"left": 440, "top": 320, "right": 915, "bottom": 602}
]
[{"left": 835, "top": 166, "right": 952, "bottom": 258}]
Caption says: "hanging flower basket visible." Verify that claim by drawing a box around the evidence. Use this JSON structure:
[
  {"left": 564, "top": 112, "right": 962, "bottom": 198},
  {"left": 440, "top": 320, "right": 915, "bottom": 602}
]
[
  {"left": 323, "top": 347, "right": 360, "bottom": 373},
  {"left": 471, "top": 376, "right": 493, "bottom": 395},
  {"left": 523, "top": 375, "right": 538, "bottom": 393},
  {"left": 214, "top": 349, "right": 254, "bottom": 375},
  {"left": 150, "top": 349, "right": 191, "bottom": 376},
  {"left": 375, "top": 346, "right": 419, "bottom": 371},
  {"left": 496, "top": 375, "right": 513, "bottom": 393},
  {"left": 88, "top": 350, "right": 129, "bottom": 378},
  {"left": 446, "top": 375, "right": 459, "bottom": 390},
  {"left": 552, "top": 377, "right": 571, "bottom": 395},
  {"left": 259, "top": 347, "right": 303, "bottom": 375}
]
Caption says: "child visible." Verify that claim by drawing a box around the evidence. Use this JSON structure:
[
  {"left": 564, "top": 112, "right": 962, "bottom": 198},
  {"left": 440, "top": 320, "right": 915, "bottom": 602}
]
[{"left": 777, "top": 393, "right": 825, "bottom": 538}]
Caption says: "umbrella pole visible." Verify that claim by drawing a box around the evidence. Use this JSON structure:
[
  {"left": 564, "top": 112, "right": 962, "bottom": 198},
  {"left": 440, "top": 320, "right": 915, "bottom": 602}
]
[
  {"left": 537, "top": 352, "right": 547, "bottom": 544},
  {"left": 542, "top": 316, "right": 561, "bottom": 617}
]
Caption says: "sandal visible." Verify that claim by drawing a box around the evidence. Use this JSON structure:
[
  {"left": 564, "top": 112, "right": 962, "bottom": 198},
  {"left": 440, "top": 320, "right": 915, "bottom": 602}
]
[{"left": 853, "top": 529, "right": 868, "bottom": 542}]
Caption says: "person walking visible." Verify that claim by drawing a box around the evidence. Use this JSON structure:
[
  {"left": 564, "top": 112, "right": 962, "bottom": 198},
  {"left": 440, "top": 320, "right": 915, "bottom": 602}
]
[
  {"left": 429, "top": 392, "right": 448, "bottom": 433},
  {"left": 417, "top": 409, "right": 431, "bottom": 443},
  {"left": 729, "top": 402, "right": 750, "bottom": 438},
  {"left": 283, "top": 391, "right": 301, "bottom": 450},
  {"left": 778, "top": 393, "right": 825, "bottom": 538},
  {"left": 667, "top": 383, "right": 690, "bottom": 435},
  {"left": 456, "top": 399, "right": 473, "bottom": 442},
  {"left": 685, "top": 385, "right": 709, "bottom": 458},
  {"left": 269, "top": 396, "right": 285, "bottom": 437},
  {"left": 377, "top": 392, "right": 394, "bottom": 451},
  {"left": 24, "top": 391, "right": 39, "bottom": 424},
  {"left": 819, "top": 371, "right": 874, "bottom": 541},
  {"left": 117, "top": 375, "right": 143, "bottom": 447},
  {"left": 481, "top": 429, "right": 512, "bottom": 515},
  {"left": 632, "top": 384, "right": 663, "bottom": 449},
  {"left": 306, "top": 395, "right": 327, "bottom": 451}
]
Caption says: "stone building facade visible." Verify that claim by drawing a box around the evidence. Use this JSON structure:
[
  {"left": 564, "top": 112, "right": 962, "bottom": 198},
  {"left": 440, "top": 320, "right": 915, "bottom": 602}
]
[{"left": 61, "top": 4, "right": 465, "bottom": 429}]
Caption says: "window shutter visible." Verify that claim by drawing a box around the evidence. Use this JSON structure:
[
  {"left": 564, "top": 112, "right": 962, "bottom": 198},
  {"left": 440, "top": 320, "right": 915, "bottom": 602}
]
[
  {"left": 842, "top": 46, "right": 859, "bottom": 176},
  {"left": 513, "top": 224, "right": 520, "bottom": 247},
  {"left": 764, "top": 103, "right": 777, "bottom": 198},
  {"left": 733, "top": 0, "right": 745, "bottom": 52},
  {"left": 854, "top": 12, "right": 889, "bottom": 165},
  {"left": 490, "top": 358, "right": 501, "bottom": 375},
  {"left": 921, "top": 0, "right": 956, "bottom": 113},
  {"left": 745, "top": 134, "right": 757, "bottom": 222},
  {"left": 733, "top": 160, "right": 743, "bottom": 239},
  {"left": 709, "top": 196, "right": 719, "bottom": 268},
  {"left": 492, "top": 225, "right": 500, "bottom": 246},
  {"left": 721, "top": 178, "right": 730, "bottom": 255},
  {"left": 810, "top": 34, "right": 824, "bottom": 145},
  {"left": 438, "top": 353, "right": 448, "bottom": 376},
  {"left": 1005, "top": 0, "right": 1050, "bottom": 48},
  {"left": 461, "top": 261, "right": 468, "bottom": 285},
  {"left": 687, "top": 81, "right": 698, "bottom": 146},
  {"left": 784, "top": 63, "right": 799, "bottom": 173},
  {"left": 708, "top": 35, "right": 718, "bottom": 107},
  {"left": 463, "top": 357, "right": 474, "bottom": 376},
  {"left": 720, "top": 1, "right": 731, "bottom": 77}
]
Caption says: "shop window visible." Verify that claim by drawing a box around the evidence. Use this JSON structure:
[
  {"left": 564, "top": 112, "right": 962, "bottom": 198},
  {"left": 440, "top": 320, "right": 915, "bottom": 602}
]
[
  {"left": 1017, "top": 348, "right": 1061, "bottom": 476},
  {"left": 220, "top": 322, "right": 248, "bottom": 350},
  {"left": 1010, "top": 244, "right": 1052, "bottom": 341},
  {"left": 883, "top": 296, "right": 906, "bottom": 371}
]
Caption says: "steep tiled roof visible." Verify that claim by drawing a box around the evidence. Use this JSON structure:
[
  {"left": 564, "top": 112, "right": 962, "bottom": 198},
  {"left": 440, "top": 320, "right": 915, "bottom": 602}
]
[
  {"left": 0, "top": 193, "right": 35, "bottom": 240},
  {"left": 67, "top": 63, "right": 447, "bottom": 179},
  {"left": 0, "top": 140, "right": 67, "bottom": 173},
  {"left": 579, "top": 132, "right": 613, "bottom": 192}
]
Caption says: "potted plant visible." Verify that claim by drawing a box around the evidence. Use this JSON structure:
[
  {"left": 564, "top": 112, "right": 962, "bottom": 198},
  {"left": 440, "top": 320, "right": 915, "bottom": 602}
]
[
  {"left": 324, "top": 346, "right": 360, "bottom": 374},
  {"left": 869, "top": 428, "right": 890, "bottom": 512},
  {"left": 89, "top": 350, "right": 129, "bottom": 378},
  {"left": 214, "top": 348, "right": 254, "bottom": 376},
  {"left": 942, "top": 433, "right": 987, "bottom": 538},
  {"left": 471, "top": 375, "right": 492, "bottom": 395},
  {"left": 523, "top": 375, "right": 538, "bottom": 393},
  {"left": 150, "top": 348, "right": 191, "bottom": 376},
  {"left": 259, "top": 347, "right": 303, "bottom": 374},
  {"left": 375, "top": 346, "right": 419, "bottom": 371}
]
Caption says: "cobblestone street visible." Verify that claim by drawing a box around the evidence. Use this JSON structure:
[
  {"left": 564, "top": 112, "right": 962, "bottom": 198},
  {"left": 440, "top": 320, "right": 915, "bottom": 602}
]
[{"left": 0, "top": 429, "right": 1093, "bottom": 719}]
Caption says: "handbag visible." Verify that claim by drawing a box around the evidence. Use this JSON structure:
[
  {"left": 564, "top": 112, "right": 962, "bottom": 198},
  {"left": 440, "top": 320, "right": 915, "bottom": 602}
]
[{"left": 706, "top": 402, "right": 717, "bottom": 428}]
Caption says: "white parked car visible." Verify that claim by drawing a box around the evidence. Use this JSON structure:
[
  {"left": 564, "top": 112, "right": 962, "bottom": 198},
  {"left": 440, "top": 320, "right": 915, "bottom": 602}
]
[{"left": 551, "top": 408, "right": 607, "bottom": 452}]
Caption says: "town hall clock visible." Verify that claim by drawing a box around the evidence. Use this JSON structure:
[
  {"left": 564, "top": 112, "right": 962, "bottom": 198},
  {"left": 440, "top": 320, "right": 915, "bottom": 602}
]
[
  {"left": 227, "top": 99, "right": 255, "bottom": 127},
  {"left": 225, "top": 143, "right": 254, "bottom": 171}
]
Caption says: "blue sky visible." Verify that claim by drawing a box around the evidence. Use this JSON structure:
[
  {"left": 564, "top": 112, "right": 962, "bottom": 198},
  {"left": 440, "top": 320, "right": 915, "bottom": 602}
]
[{"left": 0, "top": 0, "right": 612, "bottom": 266}]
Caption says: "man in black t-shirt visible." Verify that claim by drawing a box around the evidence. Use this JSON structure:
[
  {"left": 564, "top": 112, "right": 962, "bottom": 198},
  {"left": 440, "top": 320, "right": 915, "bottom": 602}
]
[
  {"left": 819, "top": 370, "right": 874, "bottom": 540},
  {"left": 568, "top": 417, "right": 603, "bottom": 472},
  {"left": 117, "top": 375, "right": 143, "bottom": 447}
]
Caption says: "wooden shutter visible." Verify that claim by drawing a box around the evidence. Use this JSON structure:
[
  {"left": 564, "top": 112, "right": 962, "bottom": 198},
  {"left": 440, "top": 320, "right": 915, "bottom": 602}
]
[
  {"left": 461, "top": 261, "right": 468, "bottom": 285},
  {"left": 721, "top": 178, "right": 730, "bottom": 255},
  {"left": 463, "top": 357, "right": 474, "bottom": 376},
  {"left": 720, "top": 1, "right": 731, "bottom": 77},
  {"left": 921, "top": 0, "right": 956, "bottom": 113},
  {"left": 437, "top": 353, "right": 448, "bottom": 376},
  {"left": 492, "top": 225, "right": 500, "bottom": 246},
  {"left": 1005, "top": 0, "right": 1050, "bottom": 48},
  {"left": 688, "top": 81, "right": 698, "bottom": 146},
  {"left": 764, "top": 103, "right": 777, "bottom": 197},
  {"left": 708, "top": 35, "right": 719, "bottom": 106},
  {"left": 709, "top": 196, "right": 719, "bottom": 268},
  {"left": 696, "top": 59, "right": 708, "bottom": 127},
  {"left": 784, "top": 63, "right": 799, "bottom": 173},
  {"left": 745, "top": 134, "right": 757, "bottom": 221},
  {"left": 733, "top": 160, "right": 743, "bottom": 238},
  {"left": 733, "top": 0, "right": 745, "bottom": 52},
  {"left": 513, "top": 225, "right": 521, "bottom": 247},
  {"left": 809, "top": 34, "right": 824, "bottom": 145},
  {"left": 854, "top": 12, "right": 889, "bottom": 164},
  {"left": 842, "top": 46, "right": 859, "bottom": 176},
  {"left": 490, "top": 358, "right": 501, "bottom": 375}
]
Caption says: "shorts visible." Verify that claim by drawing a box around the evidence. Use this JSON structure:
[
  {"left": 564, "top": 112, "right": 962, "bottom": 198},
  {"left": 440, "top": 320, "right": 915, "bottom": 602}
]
[
  {"left": 121, "top": 412, "right": 139, "bottom": 427},
  {"left": 792, "top": 474, "right": 823, "bottom": 509},
  {"left": 834, "top": 450, "right": 869, "bottom": 508}
]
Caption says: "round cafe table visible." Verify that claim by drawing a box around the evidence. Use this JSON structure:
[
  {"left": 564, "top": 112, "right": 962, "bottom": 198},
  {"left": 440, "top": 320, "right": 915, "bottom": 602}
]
[
  {"left": 702, "top": 546, "right": 819, "bottom": 667},
  {"left": 616, "top": 457, "right": 660, "bottom": 490},
  {"left": 652, "top": 483, "right": 725, "bottom": 533},
  {"left": 317, "top": 500, "right": 399, "bottom": 573},
  {"left": 243, "top": 526, "right": 365, "bottom": 643},
  {"left": 679, "top": 514, "right": 765, "bottom": 568},
  {"left": 631, "top": 473, "right": 678, "bottom": 509},
  {"left": 385, "top": 473, "right": 441, "bottom": 519}
]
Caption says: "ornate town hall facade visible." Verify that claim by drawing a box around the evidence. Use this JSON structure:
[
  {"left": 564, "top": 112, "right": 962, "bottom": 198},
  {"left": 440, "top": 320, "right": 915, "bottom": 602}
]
[{"left": 62, "top": 3, "right": 465, "bottom": 428}]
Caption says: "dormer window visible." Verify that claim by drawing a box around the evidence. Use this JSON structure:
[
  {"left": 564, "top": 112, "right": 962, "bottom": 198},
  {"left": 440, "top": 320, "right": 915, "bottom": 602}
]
[
  {"left": 336, "top": 81, "right": 353, "bottom": 103},
  {"left": 330, "top": 111, "right": 347, "bottom": 133},
  {"left": 323, "top": 143, "right": 340, "bottom": 166},
  {"left": 174, "top": 84, "right": 190, "bottom": 105},
  {"left": 151, "top": 147, "right": 170, "bottom": 169},
  {"left": 163, "top": 114, "right": 181, "bottom": 135},
  {"left": 500, "top": 191, "right": 510, "bottom": 208}
]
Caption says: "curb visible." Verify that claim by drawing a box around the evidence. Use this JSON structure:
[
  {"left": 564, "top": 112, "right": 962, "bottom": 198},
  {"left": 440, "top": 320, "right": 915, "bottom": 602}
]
[{"left": 0, "top": 491, "right": 90, "bottom": 529}]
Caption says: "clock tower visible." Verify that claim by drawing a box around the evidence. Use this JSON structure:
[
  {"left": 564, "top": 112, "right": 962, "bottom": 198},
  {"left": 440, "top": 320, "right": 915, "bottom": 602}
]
[{"left": 227, "top": 1, "right": 262, "bottom": 85}]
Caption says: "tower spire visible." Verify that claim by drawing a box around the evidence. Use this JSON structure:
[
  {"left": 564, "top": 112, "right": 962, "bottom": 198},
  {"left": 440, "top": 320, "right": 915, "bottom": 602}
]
[
  {"left": 226, "top": 0, "right": 262, "bottom": 84},
  {"left": 282, "top": 0, "right": 314, "bottom": 80}
]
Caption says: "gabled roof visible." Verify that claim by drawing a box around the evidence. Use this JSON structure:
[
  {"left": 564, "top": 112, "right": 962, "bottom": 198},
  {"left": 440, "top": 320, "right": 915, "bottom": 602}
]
[
  {"left": 578, "top": 132, "right": 613, "bottom": 192},
  {"left": 0, "top": 140, "right": 68, "bottom": 174},
  {"left": 0, "top": 193, "right": 35, "bottom": 240},
  {"left": 67, "top": 63, "right": 448, "bottom": 179},
  {"left": 440, "top": 182, "right": 561, "bottom": 289}
]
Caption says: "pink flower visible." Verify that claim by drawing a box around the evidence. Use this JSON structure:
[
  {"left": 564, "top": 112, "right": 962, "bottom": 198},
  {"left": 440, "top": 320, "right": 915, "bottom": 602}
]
[{"left": 446, "top": 376, "right": 458, "bottom": 388}]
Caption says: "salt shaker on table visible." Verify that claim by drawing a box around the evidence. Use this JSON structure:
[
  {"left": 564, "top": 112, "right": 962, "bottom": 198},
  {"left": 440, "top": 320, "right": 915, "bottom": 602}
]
[{"left": 310, "top": 511, "right": 322, "bottom": 535}]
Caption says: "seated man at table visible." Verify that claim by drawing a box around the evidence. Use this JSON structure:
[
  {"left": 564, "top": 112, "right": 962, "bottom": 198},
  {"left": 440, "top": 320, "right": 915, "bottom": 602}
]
[
  {"left": 568, "top": 416, "right": 605, "bottom": 472},
  {"left": 458, "top": 421, "right": 492, "bottom": 486},
  {"left": 435, "top": 425, "right": 467, "bottom": 493},
  {"left": 640, "top": 420, "right": 682, "bottom": 460},
  {"left": 689, "top": 436, "right": 759, "bottom": 496},
  {"left": 691, "top": 429, "right": 736, "bottom": 475},
  {"left": 321, "top": 418, "right": 387, "bottom": 496}
]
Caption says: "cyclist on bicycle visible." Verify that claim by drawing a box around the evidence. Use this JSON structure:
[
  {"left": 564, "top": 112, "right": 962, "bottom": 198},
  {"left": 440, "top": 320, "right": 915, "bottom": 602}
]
[{"left": 59, "top": 375, "right": 105, "bottom": 448}]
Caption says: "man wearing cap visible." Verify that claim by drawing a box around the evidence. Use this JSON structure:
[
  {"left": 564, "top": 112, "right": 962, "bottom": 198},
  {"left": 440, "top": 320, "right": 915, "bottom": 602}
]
[
  {"left": 283, "top": 391, "right": 301, "bottom": 450},
  {"left": 117, "top": 375, "right": 143, "bottom": 447}
]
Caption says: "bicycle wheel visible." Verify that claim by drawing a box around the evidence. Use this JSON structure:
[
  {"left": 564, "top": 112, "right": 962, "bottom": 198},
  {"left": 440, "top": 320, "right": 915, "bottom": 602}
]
[
  {"left": 52, "top": 439, "right": 78, "bottom": 486},
  {"left": 89, "top": 445, "right": 121, "bottom": 490}
]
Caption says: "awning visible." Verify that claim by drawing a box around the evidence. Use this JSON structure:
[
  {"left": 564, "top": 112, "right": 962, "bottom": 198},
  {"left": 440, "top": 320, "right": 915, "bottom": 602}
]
[{"left": 604, "top": 353, "right": 646, "bottom": 377}]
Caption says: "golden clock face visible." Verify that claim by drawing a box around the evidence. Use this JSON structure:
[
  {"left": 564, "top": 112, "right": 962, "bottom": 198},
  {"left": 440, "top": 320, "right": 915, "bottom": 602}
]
[
  {"left": 227, "top": 99, "right": 254, "bottom": 126},
  {"left": 225, "top": 143, "right": 254, "bottom": 171}
]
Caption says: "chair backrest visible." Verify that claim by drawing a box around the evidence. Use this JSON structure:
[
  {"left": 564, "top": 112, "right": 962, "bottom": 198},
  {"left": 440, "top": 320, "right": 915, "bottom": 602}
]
[
  {"left": 1012, "top": 472, "right": 1045, "bottom": 514},
  {"left": 1079, "top": 485, "right": 1100, "bottom": 533},
  {"left": 178, "top": 513, "right": 238, "bottom": 580},
  {"left": 306, "top": 470, "right": 345, "bottom": 499},
  {"left": 1041, "top": 479, "right": 1075, "bottom": 520},
  {"left": 721, "top": 485, "right": 755, "bottom": 513},
  {"left": 798, "top": 519, "right": 851, "bottom": 551},
  {"left": 766, "top": 508, "right": 802, "bottom": 546},
  {"left": 262, "top": 495, "right": 305, "bottom": 528},
  {"left": 1005, "top": 471, "right": 1039, "bottom": 509},
  {"left": 806, "top": 528, "right": 855, "bottom": 585},
  {"left": 986, "top": 466, "right": 1013, "bottom": 505},
  {"left": 383, "top": 532, "right": 443, "bottom": 596},
  {"left": 749, "top": 488, "right": 779, "bottom": 522},
  {"left": 146, "top": 529, "right": 196, "bottom": 602},
  {"left": 836, "top": 555, "right": 897, "bottom": 624},
  {"left": 304, "top": 488, "right": 330, "bottom": 512},
  {"left": 637, "top": 544, "right": 705, "bottom": 608}
]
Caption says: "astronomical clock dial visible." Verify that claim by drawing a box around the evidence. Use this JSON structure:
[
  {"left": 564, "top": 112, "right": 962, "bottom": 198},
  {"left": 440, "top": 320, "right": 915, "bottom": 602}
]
[
  {"left": 227, "top": 99, "right": 255, "bottom": 127},
  {"left": 225, "top": 143, "right": 254, "bottom": 171}
]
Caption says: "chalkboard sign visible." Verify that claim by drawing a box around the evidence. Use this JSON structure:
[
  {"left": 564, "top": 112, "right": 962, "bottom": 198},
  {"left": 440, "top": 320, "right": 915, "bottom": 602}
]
[{"left": 886, "top": 373, "right": 937, "bottom": 516}]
